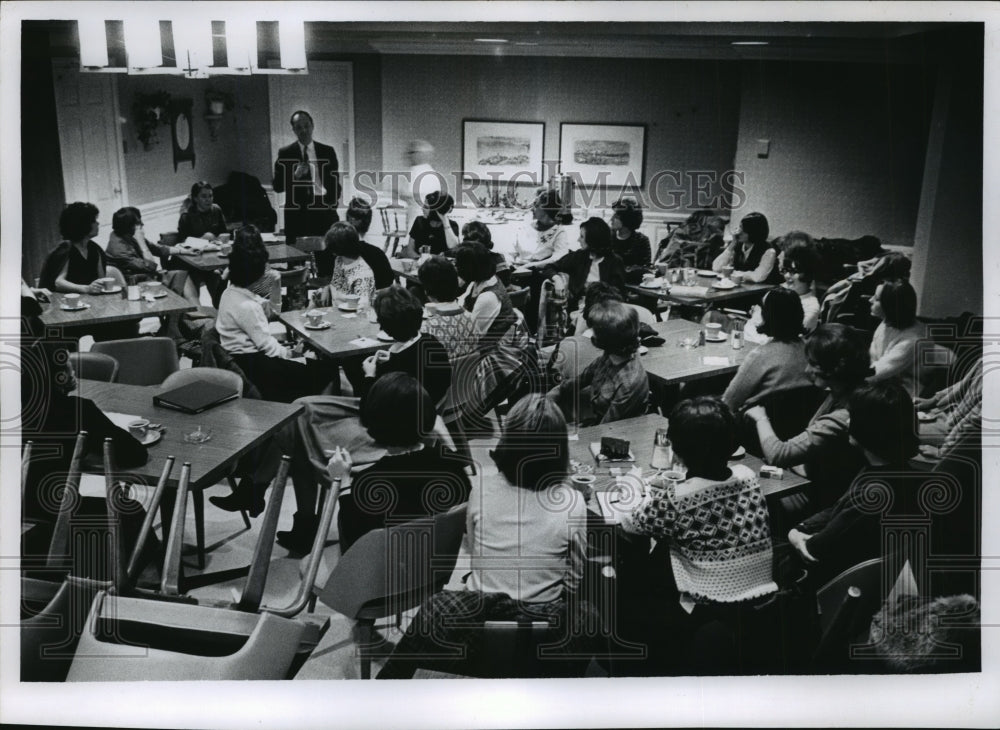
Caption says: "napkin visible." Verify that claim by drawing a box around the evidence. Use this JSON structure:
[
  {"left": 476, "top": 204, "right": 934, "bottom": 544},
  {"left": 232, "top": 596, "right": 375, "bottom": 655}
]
[
  {"left": 702, "top": 356, "right": 731, "bottom": 366},
  {"left": 664, "top": 285, "right": 710, "bottom": 298},
  {"left": 350, "top": 337, "right": 381, "bottom": 347},
  {"left": 340, "top": 312, "right": 358, "bottom": 319},
  {"left": 179, "top": 237, "right": 221, "bottom": 253}
]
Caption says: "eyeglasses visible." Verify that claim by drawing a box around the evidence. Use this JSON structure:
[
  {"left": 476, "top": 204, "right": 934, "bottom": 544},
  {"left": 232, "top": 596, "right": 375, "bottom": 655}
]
[{"left": 779, "top": 266, "right": 800, "bottom": 275}]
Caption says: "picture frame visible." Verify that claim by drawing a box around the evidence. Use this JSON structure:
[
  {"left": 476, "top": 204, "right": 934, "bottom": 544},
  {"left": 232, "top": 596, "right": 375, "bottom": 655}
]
[
  {"left": 170, "top": 99, "right": 196, "bottom": 172},
  {"left": 462, "top": 119, "right": 545, "bottom": 184},
  {"left": 559, "top": 123, "right": 646, "bottom": 187}
]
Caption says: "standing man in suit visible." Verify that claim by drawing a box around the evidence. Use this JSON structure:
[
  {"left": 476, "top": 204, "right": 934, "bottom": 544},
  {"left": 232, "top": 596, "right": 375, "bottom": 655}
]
[{"left": 273, "top": 110, "right": 340, "bottom": 246}]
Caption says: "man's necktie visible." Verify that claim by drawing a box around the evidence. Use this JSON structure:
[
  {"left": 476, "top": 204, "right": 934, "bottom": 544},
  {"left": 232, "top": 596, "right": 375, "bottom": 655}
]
[{"left": 301, "top": 144, "right": 312, "bottom": 181}]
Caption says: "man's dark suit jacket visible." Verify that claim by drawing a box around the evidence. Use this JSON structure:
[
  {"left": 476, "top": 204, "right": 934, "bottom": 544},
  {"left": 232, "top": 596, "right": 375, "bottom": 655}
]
[{"left": 273, "top": 140, "right": 340, "bottom": 213}]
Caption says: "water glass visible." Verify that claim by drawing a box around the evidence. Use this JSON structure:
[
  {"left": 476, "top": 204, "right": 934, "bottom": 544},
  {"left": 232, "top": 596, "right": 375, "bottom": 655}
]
[
  {"left": 684, "top": 268, "right": 698, "bottom": 287},
  {"left": 651, "top": 429, "right": 673, "bottom": 470}
]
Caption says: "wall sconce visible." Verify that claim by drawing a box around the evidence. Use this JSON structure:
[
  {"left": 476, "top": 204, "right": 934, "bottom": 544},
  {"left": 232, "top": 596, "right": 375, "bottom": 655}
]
[
  {"left": 204, "top": 88, "right": 234, "bottom": 141},
  {"left": 133, "top": 91, "right": 172, "bottom": 150}
]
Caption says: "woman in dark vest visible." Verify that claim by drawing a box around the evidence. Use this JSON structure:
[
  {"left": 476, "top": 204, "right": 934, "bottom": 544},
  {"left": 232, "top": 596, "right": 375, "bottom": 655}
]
[
  {"left": 712, "top": 212, "right": 782, "bottom": 284},
  {"left": 455, "top": 243, "right": 534, "bottom": 426}
]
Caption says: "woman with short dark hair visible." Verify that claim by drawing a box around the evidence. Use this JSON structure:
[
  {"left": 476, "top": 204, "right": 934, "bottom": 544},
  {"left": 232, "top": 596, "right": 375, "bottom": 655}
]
[
  {"left": 462, "top": 220, "right": 510, "bottom": 285},
  {"left": 745, "top": 323, "right": 871, "bottom": 507},
  {"left": 331, "top": 372, "right": 471, "bottom": 552},
  {"left": 215, "top": 225, "right": 332, "bottom": 403},
  {"left": 325, "top": 221, "right": 376, "bottom": 306},
  {"left": 178, "top": 181, "right": 228, "bottom": 240},
  {"left": 868, "top": 279, "right": 923, "bottom": 395},
  {"left": 341, "top": 198, "right": 394, "bottom": 288},
  {"left": 418, "top": 256, "right": 477, "bottom": 361},
  {"left": 40, "top": 202, "right": 109, "bottom": 294},
  {"left": 358, "top": 285, "right": 452, "bottom": 404},
  {"left": 610, "top": 197, "right": 651, "bottom": 268},
  {"left": 548, "top": 301, "right": 649, "bottom": 424},
  {"left": 105, "top": 206, "right": 199, "bottom": 303},
  {"left": 542, "top": 217, "right": 627, "bottom": 314},
  {"left": 722, "top": 288, "right": 813, "bottom": 412},
  {"left": 779, "top": 234, "right": 822, "bottom": 331},
  {"left": 788, "top": 381, "right": 925, "bottom": 583},
  {"left": 712, "top": 211, "right": 781, "bottom": 284},
  {"left": 515, "top": 190, "right": 571, "bottom": 266},
  {"left": 398, "top": 191, "right": 460, "bottom": 258}
]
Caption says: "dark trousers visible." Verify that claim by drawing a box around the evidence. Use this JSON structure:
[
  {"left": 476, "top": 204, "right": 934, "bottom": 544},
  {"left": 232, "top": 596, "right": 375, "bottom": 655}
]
[
  {"left": 231, "top": 352, "right": 332, "bottom": 404},
  {"left": 284, "top": 207, "right": 338, "bottom": 248}
]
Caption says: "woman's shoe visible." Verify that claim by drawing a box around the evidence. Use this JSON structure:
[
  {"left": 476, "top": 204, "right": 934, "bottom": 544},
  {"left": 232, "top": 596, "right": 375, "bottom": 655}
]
[
  {"left": 276, "top": 514, "right": 318, "bottom": 555},
  {"left": 209, "top": 490, "right": 265, "bottom": 518}
]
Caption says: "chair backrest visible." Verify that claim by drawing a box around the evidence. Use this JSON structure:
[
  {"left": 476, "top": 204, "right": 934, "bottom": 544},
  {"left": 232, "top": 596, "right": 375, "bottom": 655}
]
[
  {"left": 815, "top": 557, "right": 886, "bottom": 637},
  {"left": 70, "top": 351, "right": 119, "bottom": 383},
  {"left": 91, "top": 337, "right": 179, "bottom": 386},
  {"left": 159, "top": 232, "right": 179, "bottom": 247},
  {"left": 200, "top": 326, "right": 262, "bottom": 399},
  {"left": 379, "top": 207, "right": 406, "bottom": 234},
  {"left": 508, "top": 286, "right": 531, "bottom": 317},
  {"left": 760, "top": 385, "right": 828, "bottom": 441},
  {"left": 159, "top": 366, "right": 244, "bottom": 396},
  {"left": 318, "top": 503, "right": 468, "bottom": 620}
]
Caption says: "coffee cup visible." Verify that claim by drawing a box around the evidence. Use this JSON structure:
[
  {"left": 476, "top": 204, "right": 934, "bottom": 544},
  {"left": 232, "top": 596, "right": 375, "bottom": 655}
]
[
  {"left": 144, "top": 280, "right": 162, "bottom": 291},
  {"left": 721, "top": 264, "right": 735, "bottom": 279},
  {"left": 98, "top": 277, "right": 116, "bottom": 292},
  {"left": 305, "top": 309, "right": 324, "bottom": 327},
  {"left": 731, "top": 272, "right": 745, "bottom": 286},
  {"left": 661, "top": 469, "right": 686, "bottom": 484},
  {"left": 642, "top": 272, "right": 655, "bottom": 284},
  {"left": 705, "top": 322, "right": 723, "bottom": 339},
  {"left": 64, "top": 293, "right": 80, "bottom": 305},
  {"left": 570, "top": 474, "right": 596, "bottom": 497},
  {"left": 128, "top": 419, "right": 150, "bottom": 440},
  {"left": 339, "top": 294, "right": 360, "bottom": 310},
  {"left": 218, "top": 233, "right": 232, "bottom": 244}
]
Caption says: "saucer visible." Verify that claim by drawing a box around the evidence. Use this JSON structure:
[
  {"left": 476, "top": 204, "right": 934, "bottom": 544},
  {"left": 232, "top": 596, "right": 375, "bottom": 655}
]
[
  {"left": 638, "top": 345, "right": 649, "bottom": 355},
  {"left": 639, "top": 279, "right": 664, "bottom": 289},
  {"left": 376, "top": 330, "right": 394, "bottom": 342},
  {"left": 712, "top": 280, "right": 737, "bottom": 290},
  {"left": 303, "top": 321, "right": 331, "bottom": 330},
  {"left": 705, "top": 333, "right": 727, "bottom": 342},
  {"left": 697, "top": 270, "right": 717, "bottom": 277},
  {"left": 730, "top": 445, "right": 746, "bottom": 459},
  {"left": 98, "top": 285, "right": 123, "bottom": 294},
  {"left": 59, "top": 302, "right": 90, "bottom": 311},
  {"left": 148, "top": 290, "right": 168, "bottom": 298},
  {"left": 338, "top": 303, "right": 359, "bottom": 312},
  {"left": 138, "top": 429, "right": 163, "bottom": 446}
]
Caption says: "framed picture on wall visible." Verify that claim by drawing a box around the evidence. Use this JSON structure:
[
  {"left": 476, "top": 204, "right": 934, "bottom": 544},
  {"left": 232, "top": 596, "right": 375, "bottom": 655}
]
[
  {"left": 462, "top": 119, "right": 545, "bottom": 184},
  {"left": 170, "top": 99, "right": 196, "bottom": 172},
  {"left": 559, "top": 123, "right": 646, "bottom": 187}
]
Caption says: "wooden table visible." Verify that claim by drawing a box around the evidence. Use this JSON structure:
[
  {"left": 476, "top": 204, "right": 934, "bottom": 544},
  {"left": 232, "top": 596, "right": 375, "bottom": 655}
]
[
  {"left": 278, "top": 306, "right": 392, "bottom": 360},
  {"left": 40, "top": 289, "right": 196, "bottom": 329},
  {"left": 175, "top": 243, "right": 309, "bottom": 272},
  {"left": 640, "top": 318, "right": 754, "bottom": 385},
  {"left": 570, "top": 414, "right": 809, "bottom": 508},
  {"left": 75, "top": 379, "right": 303, "bottom": 574},
  {"left": 629, "top": 275, "right": 774, "bottom": 308}
]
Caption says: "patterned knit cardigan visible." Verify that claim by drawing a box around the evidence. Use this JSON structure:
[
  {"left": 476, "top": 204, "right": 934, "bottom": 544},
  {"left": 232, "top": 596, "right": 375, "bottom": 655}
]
[{"left": 622, "top": 464, "right": 778, "bottom": 603}]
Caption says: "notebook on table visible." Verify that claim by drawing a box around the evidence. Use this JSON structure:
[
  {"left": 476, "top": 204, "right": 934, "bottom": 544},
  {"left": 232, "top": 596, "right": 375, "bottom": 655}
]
[{"left": 153, "top": 381, "right": 239, "bottom": 414}]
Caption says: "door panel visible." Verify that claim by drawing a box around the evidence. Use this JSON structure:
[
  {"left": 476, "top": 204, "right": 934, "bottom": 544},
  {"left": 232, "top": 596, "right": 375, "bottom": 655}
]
[{"left": 51, "top": 60, "right": 126, "bottom": 245}]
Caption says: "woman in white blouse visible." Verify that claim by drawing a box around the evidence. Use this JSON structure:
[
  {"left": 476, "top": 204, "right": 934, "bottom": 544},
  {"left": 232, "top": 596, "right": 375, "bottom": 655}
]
[
  {"left": 216, "top": 226, "right": 332, "bottom": 402},
  {"left": 868, "top": 279, "right": 923, "bottom": 396},
  {"left": 515, "top": 190, "right": 571, "bottom": 267},
  {"left": 777, "top": 233, "right": 821, "bottom": 333},
  {"left": 324, "top": 222, "right": 376, "bottom": 308}
]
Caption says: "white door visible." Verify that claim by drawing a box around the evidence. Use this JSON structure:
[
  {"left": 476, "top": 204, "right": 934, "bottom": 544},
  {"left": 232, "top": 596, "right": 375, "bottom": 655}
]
[
  {"left": 51, "top": 59, "right": 127, "bottom": 245},
  {"left": 268, "top": 61, "right": 355, "bottom": 229}
]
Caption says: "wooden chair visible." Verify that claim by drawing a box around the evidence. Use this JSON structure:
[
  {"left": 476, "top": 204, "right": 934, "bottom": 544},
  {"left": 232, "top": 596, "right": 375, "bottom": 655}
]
[
  {"left": 811, "top": 557, "right": 891, "bottom": 670},
  {"left": 507, "top": 286, "right": 531, "bottom": 319},
  {"left": 91, "top": 337, "right": 179, "bottom": 386},
  {"left": 316, "top": 504, "right": 468, "bottom": 679},
  {"left": 66, "top": 456, "right": 334, "bottom": 680},
  {"left": 292, "top": 235, "right": 325, "bottom": 253},
  {"left": 378, "top": 207, "right": 408, "bottom": 256},
  {"left": 70, "top": 351, "right": 119, "bottom": 383}
]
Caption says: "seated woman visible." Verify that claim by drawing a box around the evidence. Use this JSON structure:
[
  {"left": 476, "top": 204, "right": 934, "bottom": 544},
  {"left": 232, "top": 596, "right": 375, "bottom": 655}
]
[
  {"left": 21, "top": 334, "right": 150, "bottom": 577},
  {"left": 328, "top": 372, "right": 472, "bottom": 553},
  {"left": 541, "top": 217, "right": 626, "bottom": 314},
  {"left": 868, "top": 279, "right": 923, "bottom": 396},
  {"left": 378, "top": 394, "right": 592, "bottom": 679},
  {"left": 39, "top": 202, "right": 114, "bottom": 294},
  {"left": 621, "top": 397, "right": 778, "bottom": 670},
  {"left": 778, "top": 232, "right": 822, "bottom": 332},
  {"left": 744, "top": 323, "right": 871, "bottom": 509},
  {"left": 346, "top": 198, "right": 395, "bottom": 288},
  {"left": 787, "top": 381, "right": 922, "bottom": 585},
  {"left": 418, "top": 255, "right": 477, "bottom": 362},
  {"left": 915, "top": 364, "right": 983, "bottom": 461},
  {"left": 215, "top": 225, "right": 331, "bottom": 403},
  {"left": 323, "top": 221, "right": 377, "bottom": 308},
  {"left": 610, "top": 197, "right": 651, "bottom": 270},
  {"left": 722, "top": 288, "right": 813, "bottom": 413},
  {"left": 177, "top": 181, "right": 228, "bottom": 240},
  {"left": 461, "top": 220, "right": 510, "bottom": 286},
  {"left": 711, "top": 212, "right": 782, "bottom": 284},
  {"left": 515, "top": 190, "right": 571, "bottom": 267},
  {"left": 357, "top": 285, "right": 452, "bottom": 404},
  {"left": 455, "top": 244, "right": 534, "bottom": 424},
  {"left": 547, "top": 301, "right": 649, "bottom": 425},
  {"left": 397, "top": 191, "right": 459, "bottom": 259},
  {"left": 105, "top": 206, "right": 200, "bottom": 303},
  {"left": 655, "top": 209, "right": 726, "bottom": 269}
]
